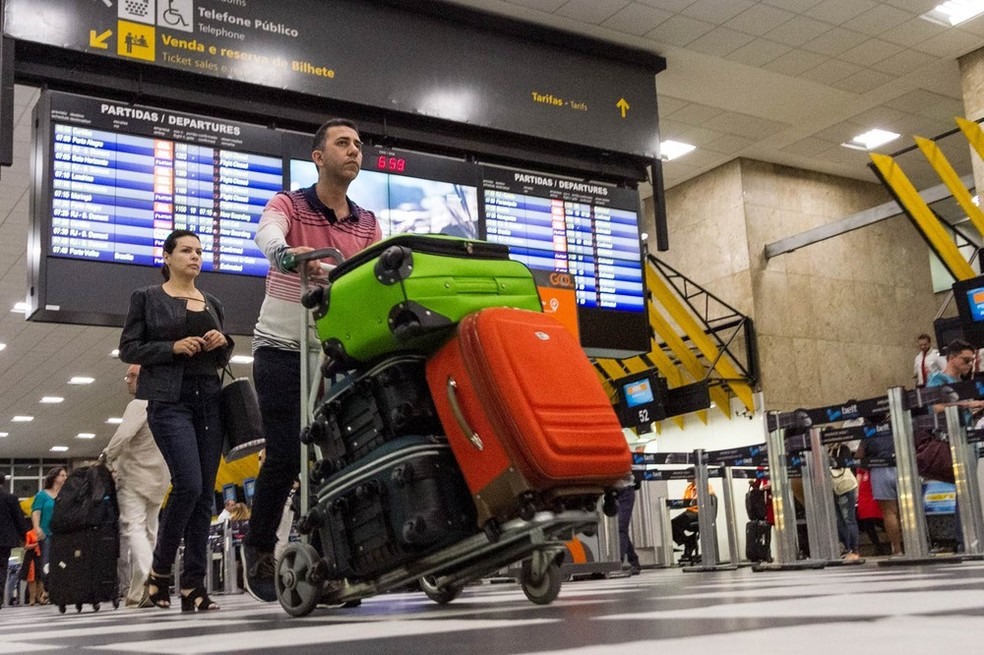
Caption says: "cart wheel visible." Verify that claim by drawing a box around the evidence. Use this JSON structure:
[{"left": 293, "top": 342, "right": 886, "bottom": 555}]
[
  {"left": 419, "top": 575, "right": 463, "bottom": 605},
  {"left": 58, "top": 605, "right": 66, "bottom": 614},
  {"left": 520, "top": 561, "right": 562, "bottom": 605},
  {"left": 518, "top": 500, "right": 537, "bottom": 521},
  {"left": 276, "top": 542, "right": 323, "bottom": 617}
]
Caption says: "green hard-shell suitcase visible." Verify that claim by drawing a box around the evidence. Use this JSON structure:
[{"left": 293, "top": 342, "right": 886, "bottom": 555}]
[{"left": 306, "top": 234, "right": 541, "bottom": 373}]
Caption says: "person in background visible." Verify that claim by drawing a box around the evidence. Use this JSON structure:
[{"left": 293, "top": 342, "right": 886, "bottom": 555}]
[
  {"left": 914, "top": 333, "right": 946, "bottom": 387},
  {"left": 119, "top": 228, "right": 234, "bottom": 612},
  {"left": 671, "top": 475, "right": 715, "bottom": 564},
  {"left": 21, "top": 528, "right": 41, "bottom": 605},
  {"left": 101, "top": 364, "right": 171, "bottom": 608},
  {"left": 243, "top": 118, "right": 382, "bottom": 602},
  {"left": 215, "top": 498, "right": 237, "bottom": 524},
  {"left": 0, "top": 471, "right": 30, "bottom": 610},
  {"left": 616, "top": 473, "right": 641, "bottom": 576},
  {"left": 829, "top": 442, "right": 861, "bottom": 560},
  {"left": 31, "top": 465, "right": 66, "bottom": 605}
]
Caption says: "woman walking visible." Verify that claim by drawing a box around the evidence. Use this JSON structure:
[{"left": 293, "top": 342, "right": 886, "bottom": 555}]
[{"left": 119, "top": 229, "right": 234, "bottom": 611}]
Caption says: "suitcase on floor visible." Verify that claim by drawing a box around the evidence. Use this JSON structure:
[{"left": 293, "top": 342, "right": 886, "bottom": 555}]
[
  {"left": 745, "top": 520, "right": 771, "bottom": 562},
  {"left": 305, "top": 355, "right": 442, "bottom": 479},
  {"left": 311, "top": 434, "right": 477, "bottom": 581},
  {"left": 425, "top": 307, "right": 631, "bottom": 532},
  {"left": 307, "top": 234, "right": 542, "bottom": 372},
  {"left": 47, "top": 463, "right": 121, "bottom": 611},
  {"left": 48, "top": 521, "right": 120, "bottom": 612}
]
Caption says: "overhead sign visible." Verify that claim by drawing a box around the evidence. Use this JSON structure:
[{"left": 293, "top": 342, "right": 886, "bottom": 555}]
[{"left": 3, "top": 0, "right": 661, "bottom": 158}]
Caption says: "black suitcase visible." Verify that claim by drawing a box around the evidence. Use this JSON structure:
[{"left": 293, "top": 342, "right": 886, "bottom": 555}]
[
  {"left": 745, "top": 520, "right": 771, "bottom": 562},
  {"left": 47, "top": 464, "right": 120, "bottom": 612},
  {"left": 311, "top": 434, "right": 477, "bottom": 581},
  {"left": 306, "top": 355, "right": 441, "bottom": 477},
  {"left": 48, "top": 521, "right": 120, "bottom": 612}
]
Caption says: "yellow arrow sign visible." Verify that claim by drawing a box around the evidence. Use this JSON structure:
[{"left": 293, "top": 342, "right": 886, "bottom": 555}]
[
  {"left": 616, "top": 98, "right": 630, "bottom": 118},
  {"left": 89, "top": 29, "right": 112, "bottom": 50}
]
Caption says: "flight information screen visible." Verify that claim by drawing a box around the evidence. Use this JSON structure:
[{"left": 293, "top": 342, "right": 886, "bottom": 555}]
[
  {"left": 45, "top": 95, "right": 283, "bottom": 277},
  {"left": 482, "top": 165, "right": 644, "bottom": 312}
]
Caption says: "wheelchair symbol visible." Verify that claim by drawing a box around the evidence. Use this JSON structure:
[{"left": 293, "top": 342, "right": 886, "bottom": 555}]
[{"left": 162, "top": 0, "right": 189, "bottom": 27}]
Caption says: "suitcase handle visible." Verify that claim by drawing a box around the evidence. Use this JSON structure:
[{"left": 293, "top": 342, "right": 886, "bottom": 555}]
[{"left": 446, "top": 376, "right": 483, "bottom": 451}]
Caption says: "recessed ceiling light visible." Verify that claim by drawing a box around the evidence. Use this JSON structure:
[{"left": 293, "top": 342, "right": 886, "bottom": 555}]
[
  {"left": 106, "top": 417, "right": 123, "bottom": 425},
  {"left": 842, "top": 129, "right": 900, "bottom": 151},
  {"left": 660, "top": 140, "right": 696, "bottom": 161},
  {"left": 0, "top": 432, "right": 8, "bottom": 437},
  {"left": 76, "top": 433, "right": 96, "bottom": 439},
  {"left": 50, "top": 446, "right": 69, "bottom": 452},
  {"left": 229, "top": 355, "right": 254, "bottom": 365},
  {"left": 69, "top": 376, "right": 95, "bottom": 385},
  {"left": 0, "top": 343, "right": 6, "bottom": 351},
  {"left": 40, "top": 396, "right": 65, "bottom": 404},
  {"left": 12, "top": 416, "right": 34, "bottom": 422},
  {"left": 110, "top": 349, "right": 120, "bottom": 358},
  {"left": 921, "top": 0, "right": 984, "bottom": 25},
  {"left": 11, "top": 302, "right": 28, "bottom": 314}
]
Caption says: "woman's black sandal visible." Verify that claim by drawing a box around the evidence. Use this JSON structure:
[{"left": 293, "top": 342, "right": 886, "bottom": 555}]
[
  {"left": 181, "top": 587, "right": 220, "bottom": 612},
  {"left": 146, "top": 571, "right": 172, "bottom": 609}
]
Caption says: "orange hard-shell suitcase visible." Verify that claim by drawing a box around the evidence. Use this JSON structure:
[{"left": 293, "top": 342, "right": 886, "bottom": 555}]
[{"left": 425, "top": 307, "right": 631, "bottom": 533}]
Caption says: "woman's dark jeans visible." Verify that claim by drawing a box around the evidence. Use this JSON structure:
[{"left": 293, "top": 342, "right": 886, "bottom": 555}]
[{"left": 147, "top": 374, "right": 223, "bottom": 588}]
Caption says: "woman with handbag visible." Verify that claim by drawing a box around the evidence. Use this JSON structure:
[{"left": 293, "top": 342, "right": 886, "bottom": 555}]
[
  {"left": 119, "top": 229, "right": 234, "bottom": 612},
  {"left": 829, "top": 443, "right": 860, "bottom": 560}
]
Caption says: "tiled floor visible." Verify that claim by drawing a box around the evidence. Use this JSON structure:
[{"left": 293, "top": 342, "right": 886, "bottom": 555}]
[{"left": 1, "top": 560, "right": 983, "bottom": 654}]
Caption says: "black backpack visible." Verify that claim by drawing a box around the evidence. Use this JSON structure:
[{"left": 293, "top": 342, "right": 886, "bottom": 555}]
[
  {"left": 745, "top": 487, "right": 768, "bottom": 521},
  {"left": 50, "top": 464, "right": 118, "bottom": 534}
]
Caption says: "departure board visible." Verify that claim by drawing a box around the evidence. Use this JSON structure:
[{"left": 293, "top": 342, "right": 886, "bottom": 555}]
[
  {"left": 482, "top": 166, "right": 644, "bottom": 312},
  {"left": 49, "top": 124, "right": 280, "bottom": 277}
]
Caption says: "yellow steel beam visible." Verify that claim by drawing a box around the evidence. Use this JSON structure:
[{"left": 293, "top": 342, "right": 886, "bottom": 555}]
[
  {"left": 870, "top": 152, "right": 977, "bottom": 282},
  {"left": 914, "top": 135, "right": 984, "bottom": 239},
  {"left": 646, "top": 266, "right": 753, "bottom": 413},
  {"left": 956, "top": 116, "right": 984, "bottom": 162}
]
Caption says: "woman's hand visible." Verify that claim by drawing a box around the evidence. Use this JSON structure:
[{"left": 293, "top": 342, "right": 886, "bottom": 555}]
[
  {"left": 35, "top": 526, "right": 45, "bottom": 541},
  {"left": 173, "top": 336, "right": 208, "bottom": 356},
  {"left": 201, "top": 330, "right": 228, "bottom": 352}
]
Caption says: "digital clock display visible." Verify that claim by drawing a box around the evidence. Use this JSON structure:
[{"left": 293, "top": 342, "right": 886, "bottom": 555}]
[{"left": 377, "top": 155, "right": 406, "bottom": 172}]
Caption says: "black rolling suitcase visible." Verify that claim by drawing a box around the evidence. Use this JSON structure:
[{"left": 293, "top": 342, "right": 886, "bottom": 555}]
[
  {"left": 310, "top": 434, "right": 477, "bottom": 581},
  {"left": 745, "top": 520, "right": 771, "bottom": 562},
  {"left": 305, "top": 355, "right": 442, "bottom": 478},
  {"left": 47, "top": 464, "right": 121, "bottom": 612}
]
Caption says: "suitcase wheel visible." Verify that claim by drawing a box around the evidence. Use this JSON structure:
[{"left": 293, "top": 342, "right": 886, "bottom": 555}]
[
  {"left": 58, "top": 605, "right": 66, "bottom": 614},
  {"left": 355, "top": 480, "right": 380, "bottom": 499},
  {"left": 482, "top": 518, "right": 502, "bottom": 543},
  {"left": 601, "top": 490, "right": 619, "bottom": 517},
  {"left": 76, "top": 603, "right": 83, "bottom": 613},
  {"left": 391, "top": 464, "right": 414, "bottom": 486}
]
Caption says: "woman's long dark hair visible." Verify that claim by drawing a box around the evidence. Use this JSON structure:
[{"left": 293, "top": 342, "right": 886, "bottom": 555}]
[{"left": 161, "top": 229, "right": 200, "bottom": 281}]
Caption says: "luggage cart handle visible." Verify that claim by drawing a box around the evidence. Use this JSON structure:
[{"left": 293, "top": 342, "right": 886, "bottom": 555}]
[
  {"left": 446, "top": 376, "right": 483, "bottom": 451},
  {"left": 294, "top": 247, "right": 344, "bottom": 265}
]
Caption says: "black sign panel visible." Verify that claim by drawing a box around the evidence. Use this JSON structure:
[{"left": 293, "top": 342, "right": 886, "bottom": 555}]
[{"left": 3, "top": 0, "right": 660, "bottom": 157}]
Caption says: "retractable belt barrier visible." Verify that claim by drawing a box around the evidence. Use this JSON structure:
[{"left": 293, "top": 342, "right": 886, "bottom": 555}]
[{"left": 765, "top": 383, "right": 984, "bottom": 568}]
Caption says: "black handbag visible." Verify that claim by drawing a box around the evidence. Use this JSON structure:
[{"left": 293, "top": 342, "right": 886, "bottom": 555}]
[{"left": 220, "top": 367, "right": 265, "bottom": 462}]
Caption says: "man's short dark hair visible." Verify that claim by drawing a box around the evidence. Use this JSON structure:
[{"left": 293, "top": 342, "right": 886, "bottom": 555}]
[
  {"left": 947, "top": 339, "right": 974, "bottom": 358},
  {"left": 312, "top": 118, "right": 359, "bottom": 152},
  {"left": 918, "top": 333, "right": 931, "bottom": 341}
]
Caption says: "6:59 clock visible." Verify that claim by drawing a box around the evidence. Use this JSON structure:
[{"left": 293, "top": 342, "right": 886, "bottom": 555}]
[{"left": 376, "top": 155, "right": 405, "bottom": 172}]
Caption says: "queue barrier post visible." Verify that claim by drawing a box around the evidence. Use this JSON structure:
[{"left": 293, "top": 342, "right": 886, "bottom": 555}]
[
  {"left": 805, "top": 427, "right": 852, "bottom": 564},
  {"left": 720, "top": 465, "right": 743, "bottom": 565},
  {"left": 944, "top": 406, "right": 984, "bottom": 557},
  {"left": 656, "top": 496, "right": 675, "bottom": 568},
  {"left": 683, "top": 450, "right": 737, "bottom": 572},
  {"left": 222, "top": 520, "right": 239, "bottom": 594},
  {"left": 885, "top": 386, "right": 931, "bottom": 562}
]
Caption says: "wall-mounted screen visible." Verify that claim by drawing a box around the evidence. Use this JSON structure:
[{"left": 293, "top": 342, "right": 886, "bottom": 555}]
[
  {"left": 28, "top": 91, "right": 281, "bottom": 333},
  {"left": 481, "top": 165, "right": 649, "bottom": 357},
  {"left": 287, "top": 139, "right": 480, "bottom": 239},
  {"left": 953, "top": 274, "right": 984, "bottom": 349}
]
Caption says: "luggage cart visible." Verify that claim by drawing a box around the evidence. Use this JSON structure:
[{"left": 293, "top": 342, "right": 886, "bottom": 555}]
[
  {"left": 276, "top": 509, "right": 598, "bottom": 616},
  {"left": 276, "top": 249, "right": 604, "bottom": 617}
]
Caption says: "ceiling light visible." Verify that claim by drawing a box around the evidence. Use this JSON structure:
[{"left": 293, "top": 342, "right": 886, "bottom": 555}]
[
  {"left": 921, "top": 1, "right": 984, "bottom": 25},
  {"left": 12, "top": 416, "right": 34, "bottom": 422},
  {"left": 0, "top": 343, "right": 6, "bottom": 351},
  {"left": 842, "top": 129, "right": 900, "bottom": 151},
  {"left": 69, "top": 376, "right": 95, "bottom": 385},
  {"left": 50, "top": 446, "right": 69, "bottom": 452},
  {"left": 229, "top": 355, "right": 254, "bottom": 365},
  {"left": 0, "top": 432, "right": 8, "bottom": 437},
  {"left": 11, "top": 302, "right": 28, "bottom": 314},
  {"left": 40, "top": 396, "right": 64, "bottom": 404},
  {"left": 76, "top": 433, "right": 96, "bottom": 439},
  {"left": 110, "top": 349, "right": 120, "bottom": 358},
  {"left": 106, "top": 417, "right": 123, "bottom": 425},
  {"left": 660, "top": 140, "right": 696, "bottom": 161}
]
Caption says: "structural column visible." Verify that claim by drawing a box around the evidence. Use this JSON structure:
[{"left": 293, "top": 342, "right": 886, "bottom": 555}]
[{"left": 959, "top": 47, "right": 984, "bottom": 199}]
